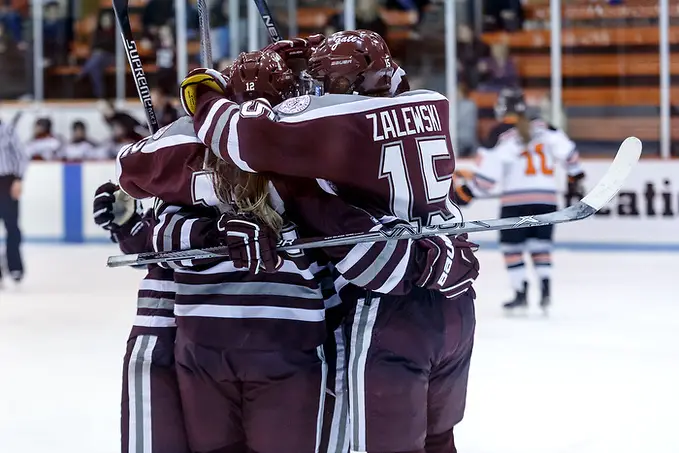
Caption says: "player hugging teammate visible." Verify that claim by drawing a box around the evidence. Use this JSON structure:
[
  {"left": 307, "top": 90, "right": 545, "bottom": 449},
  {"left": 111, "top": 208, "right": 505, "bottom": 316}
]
[
  {"left": 455, "top": 88, "right": 585, "bottom": 314},
  {"left": 97, "top": 31, "right": 479, "bottom": 453}
]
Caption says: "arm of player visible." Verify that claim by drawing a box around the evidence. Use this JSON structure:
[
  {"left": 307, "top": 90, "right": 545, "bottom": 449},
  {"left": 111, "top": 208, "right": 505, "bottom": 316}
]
[
  {"left": 454, "top": 148, "right": 502, "bottom": 205},
  {"left": 274, "top": 177, "right": 429, "bottom": 296},
  {"left": 192, "top": 90, "right": 349, "bottom": 180},
  {"left": 549, "top": 128, "right": 586, "bottom": 197},
  {"left": 92, "top": 182, "right": 152, "bottom": 254},
  {"left": 115, "top": 117, "right": 207, "bottom": 205},
  {"left": 152, "top": 202, "right": 224, "bottom": 270}
]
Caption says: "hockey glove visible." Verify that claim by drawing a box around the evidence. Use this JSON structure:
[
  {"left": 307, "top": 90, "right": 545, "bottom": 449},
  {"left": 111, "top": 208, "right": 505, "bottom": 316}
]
[
  {"left": 93, "top": 182, "right": 140, "bottom": 231},
  {"left": 415, "top": 233, "right": 480, "bottom": 300},
  {"left": 566, "top": 172, "right": 586, "bottom": 201},
  {"left": 263, "top": 35, "right": 325, "bottom": 74},
  {"left": 180, "top": 68, "right": 231, "bottom": 117},
  {"left": 217, "top": 214, "right": 282, "bottom": 274}
]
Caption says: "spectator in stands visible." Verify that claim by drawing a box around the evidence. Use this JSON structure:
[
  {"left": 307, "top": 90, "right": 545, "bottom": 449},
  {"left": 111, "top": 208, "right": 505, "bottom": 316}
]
[
  {"left": 43, "top": 1, "right": 68, "bottom": 66},
  {"left": 63, "top": 120, "right": 105, "bottom": 161},
  {"left": 78, "top": 9, "right": 116, "bottom": 99},
  {"left": 456, "top": 82, "right": 478, "bottom": 157},
  {"left": 210, "top": 0, "right": 229, "bottom": 63},
  {"left": 155, "top": 25, "right": 176, "bottom": 95},
  {"left": 152, "top": 86, "right": 181, "bottom": 128},
  {"left": 26, "top": 118, "right": 63, "bottom": 161},
  {"left": 457, "top": 23, "right": 490, "bottom": 89},
  {"left": 326, "top": 0, "right": 387, "bottom": 38},
  {"left": 143, "top": 0, "right": 198, "bottom": 43},
  {"left": 478, "top": 42, "right": 519, "bottom": 92},
  {"left": 483, "top": 0, "right": 524, "bottom": 32},
  {"left": 0, "top": 0, "right": 21, "bottom": 43},
  {"left": 100, "top": 102, "right": 147, "bottom": 159}
]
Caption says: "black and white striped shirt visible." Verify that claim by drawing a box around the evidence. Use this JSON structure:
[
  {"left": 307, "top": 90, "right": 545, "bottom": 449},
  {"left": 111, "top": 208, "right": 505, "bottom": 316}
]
[{"left": 0, "top": 122, "right": 28, "bottom": 179}]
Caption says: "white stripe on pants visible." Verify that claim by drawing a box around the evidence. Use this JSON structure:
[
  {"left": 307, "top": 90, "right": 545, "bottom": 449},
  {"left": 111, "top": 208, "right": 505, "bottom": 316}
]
[
  {"left": 127, "top": 335, "right": 158, "bottom": 453},
  {"left": 315, "top": 345, "right": 329, "bottom": 453},
  {"left": 347, "top": 297, "right": 381, "bottom": 453},
  {"left": 326, "top": 326, "right": 350, "bottom": 453}
]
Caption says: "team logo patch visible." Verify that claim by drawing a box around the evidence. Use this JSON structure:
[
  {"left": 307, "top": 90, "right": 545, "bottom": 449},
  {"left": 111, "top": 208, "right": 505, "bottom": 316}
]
[{"left": 277, "top": 95, "right": 311, "bottom": 114}]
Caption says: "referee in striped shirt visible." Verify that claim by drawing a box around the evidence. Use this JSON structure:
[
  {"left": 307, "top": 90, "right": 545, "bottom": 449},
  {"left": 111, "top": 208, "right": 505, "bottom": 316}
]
[{"left": 0, "top": 119, "right": 28, "bottom": 285}]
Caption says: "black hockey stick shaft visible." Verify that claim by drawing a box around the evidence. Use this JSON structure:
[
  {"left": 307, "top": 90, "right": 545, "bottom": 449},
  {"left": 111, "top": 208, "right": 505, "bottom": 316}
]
[
  {"left": 196, "top": 0, "right": 213, "bottom": 67},
  {"left": 106, "top": 137, "right": 642, "bottom": 268},
  {"left": 252, "top": 0, "right": 284, "bottom": 43},
  {"left": 111, "top": 0, "right": 159, "bottom": 133}
]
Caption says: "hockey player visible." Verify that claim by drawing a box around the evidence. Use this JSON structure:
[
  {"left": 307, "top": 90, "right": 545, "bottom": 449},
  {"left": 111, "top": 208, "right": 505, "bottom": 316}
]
[
  {"left": 92, "top": 184, "right": 188, "bottom": 453},
  {"left": 454, "top": 88, "right": 585, "bottom": 313},
  {"left": 117, "top": 51, "right": 343, "bottom": 453},
  {"left": 179, "top": 31, "right": 480, "bottom": 453}
]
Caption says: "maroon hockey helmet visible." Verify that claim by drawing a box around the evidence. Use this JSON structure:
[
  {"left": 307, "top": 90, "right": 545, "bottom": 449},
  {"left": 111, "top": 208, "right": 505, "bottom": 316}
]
[
  {"left": 307, "top": 30, "right": 395, "bottom": 96},
  {"left": 229, "top": 50, "right": 296, "bottom": 106}
]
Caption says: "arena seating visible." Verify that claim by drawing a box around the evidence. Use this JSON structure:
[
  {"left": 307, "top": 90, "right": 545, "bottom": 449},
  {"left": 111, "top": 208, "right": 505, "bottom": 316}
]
[{"left": 476, "top": 0, "right": 677, "bottom": 153}]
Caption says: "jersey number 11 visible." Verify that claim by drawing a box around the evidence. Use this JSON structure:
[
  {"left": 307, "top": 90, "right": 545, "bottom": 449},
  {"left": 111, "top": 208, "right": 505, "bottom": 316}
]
[{"left": 521, "top": 143, "right": 554, "bottom": 176}]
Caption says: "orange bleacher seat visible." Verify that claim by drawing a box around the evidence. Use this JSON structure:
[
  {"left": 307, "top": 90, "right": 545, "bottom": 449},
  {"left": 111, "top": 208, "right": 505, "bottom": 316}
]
[
  {"left": 483, "top": 26, "right": 679, "bottom": 48},
  {"left": 514, "top": 53, "right": 679, "bottom": 78},
  {"left": 471, "top": 86, "right": 679, "bottom": 108},
  {"left": 297, "top": 7, "right": 337, "bottom": 30},
  {"left": 379, "top": 9, "right": 418, "bottom": 27},
  {"left": 568, "top": 117, "right": 679, "bottom": 141},
  {"left": 529, "top": 3, "right": 679, "bottom": 22}
]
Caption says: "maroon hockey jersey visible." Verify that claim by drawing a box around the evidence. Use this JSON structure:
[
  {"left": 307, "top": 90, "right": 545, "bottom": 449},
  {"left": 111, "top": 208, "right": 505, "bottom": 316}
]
[{"left": 192, "top": 89, "right": 462, "bottom": 227}]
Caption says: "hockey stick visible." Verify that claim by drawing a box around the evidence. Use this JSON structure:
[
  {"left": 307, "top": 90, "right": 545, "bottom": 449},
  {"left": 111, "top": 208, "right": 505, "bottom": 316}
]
[
  {"left": 196, "top": 0, "right": 213, "bottom": 68},
  {"left": 252, "top": 0, "right": 284, "bottom": 43},
  {"left": 106, "top": 137, "right": 642, "bottom": 268},
  {"left": 111, "top": 0, "right": 159, "bottom": 133}
]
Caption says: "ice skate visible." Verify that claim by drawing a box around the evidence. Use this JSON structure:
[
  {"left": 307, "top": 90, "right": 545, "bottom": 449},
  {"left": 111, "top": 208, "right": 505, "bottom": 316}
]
[
  {"left": 539, "top": 279, "right": 551, "bottom": 315},
  {"left": 503, "top": 282, "right": 528, "bottom": 315}
]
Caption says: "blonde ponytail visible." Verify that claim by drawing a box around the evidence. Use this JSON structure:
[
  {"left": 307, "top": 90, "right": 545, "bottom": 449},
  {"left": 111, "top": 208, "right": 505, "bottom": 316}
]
[{"left": 207, "top": 154, "right": 283, "bottom": 233}]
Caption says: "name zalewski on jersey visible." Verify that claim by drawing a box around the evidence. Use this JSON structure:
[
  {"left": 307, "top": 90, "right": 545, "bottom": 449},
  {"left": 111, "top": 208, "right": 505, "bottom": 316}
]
[{"left": 471, "top": 120, "right": 584, "bottom": 206}]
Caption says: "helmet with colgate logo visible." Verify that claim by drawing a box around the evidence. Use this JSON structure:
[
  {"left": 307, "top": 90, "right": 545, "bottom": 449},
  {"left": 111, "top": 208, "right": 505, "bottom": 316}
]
[{"left": 307, "top": 30, "right": 395, "bottom": 96}]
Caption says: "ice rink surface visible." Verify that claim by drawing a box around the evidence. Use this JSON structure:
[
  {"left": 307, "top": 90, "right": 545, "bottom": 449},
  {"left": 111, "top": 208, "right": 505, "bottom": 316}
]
[{"left": 1, "top": 244, "right": 678, "bottom": 453}]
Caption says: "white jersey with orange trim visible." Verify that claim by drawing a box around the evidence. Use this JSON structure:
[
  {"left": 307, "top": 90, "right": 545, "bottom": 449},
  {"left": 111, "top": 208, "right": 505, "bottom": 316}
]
[{"left": 470, "top": 119, "right": 583, "bottom": 206}]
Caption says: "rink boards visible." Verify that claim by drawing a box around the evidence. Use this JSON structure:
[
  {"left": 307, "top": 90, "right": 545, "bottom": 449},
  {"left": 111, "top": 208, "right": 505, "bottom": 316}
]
[{"left": 8, "top": 159, "right": 679, "bottom": 250}]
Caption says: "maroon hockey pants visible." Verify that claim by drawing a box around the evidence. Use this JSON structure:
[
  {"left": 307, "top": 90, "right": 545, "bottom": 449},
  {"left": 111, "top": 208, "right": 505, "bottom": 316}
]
[
  {"left": 344, "top": 288, "right": 476, "bottom": 453},
  {"left": 174, "top": 330, "right": 330, "bottom": 453},
  {"left": 121, "top": 333, "right": 190, "bottom": 453}
]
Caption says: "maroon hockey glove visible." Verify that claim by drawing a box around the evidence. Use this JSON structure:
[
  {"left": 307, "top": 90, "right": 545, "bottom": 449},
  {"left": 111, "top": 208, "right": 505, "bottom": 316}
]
[
  {"left": 93, "top": 182, "right": 140, "bottom": 231},
  {"left": 217, "top": 214, "right": 282, "bottom": 274},
  {"left": 416, "top": 233, "right": 480, "bottom": 300},
  {"left": 263, "top": 35, "right": 325, "bottom": 74}
]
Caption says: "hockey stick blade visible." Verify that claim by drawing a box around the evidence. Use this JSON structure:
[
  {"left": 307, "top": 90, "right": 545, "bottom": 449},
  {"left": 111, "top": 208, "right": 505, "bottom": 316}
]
[{"left": 107, "top": 137, "right": 641, "bottom": 268}]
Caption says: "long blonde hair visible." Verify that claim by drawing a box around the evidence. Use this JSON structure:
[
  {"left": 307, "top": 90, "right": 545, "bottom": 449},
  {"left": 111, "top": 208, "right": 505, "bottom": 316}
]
[{"left": 207, "top": 153, "right": 283, "bottom": 233}]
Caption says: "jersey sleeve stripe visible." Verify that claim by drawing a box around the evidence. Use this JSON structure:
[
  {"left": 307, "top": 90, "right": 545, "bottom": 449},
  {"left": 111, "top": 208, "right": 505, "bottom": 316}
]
[
  {"left": 197, "top": 98, "right": 229, "bottom": 143},
  {"left": 226, "top": 112, "right": 255, "bottom": 172},
  {"left": 344, "top": 239, "right": 401, "bottom": 287},
  {"left": 374, "top": 240, "right": 412, "bottom": 294}
]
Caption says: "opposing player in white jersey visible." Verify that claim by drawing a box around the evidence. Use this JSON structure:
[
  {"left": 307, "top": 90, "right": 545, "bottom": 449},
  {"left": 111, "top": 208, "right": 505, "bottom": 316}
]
[{"left": 455, "top": 88, "right": 585, "bottom": 313}]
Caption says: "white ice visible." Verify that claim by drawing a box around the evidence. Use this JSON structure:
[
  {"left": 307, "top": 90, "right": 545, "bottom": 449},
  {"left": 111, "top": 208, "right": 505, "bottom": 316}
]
[{"left": 1, "top": 244, "right": 678, "bottom": 453}]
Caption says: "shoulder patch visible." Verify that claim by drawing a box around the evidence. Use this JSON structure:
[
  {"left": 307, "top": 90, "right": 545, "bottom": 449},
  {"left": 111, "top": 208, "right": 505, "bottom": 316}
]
[{"left": 277, "top": 95, "right": 311, "bottom": 115}]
